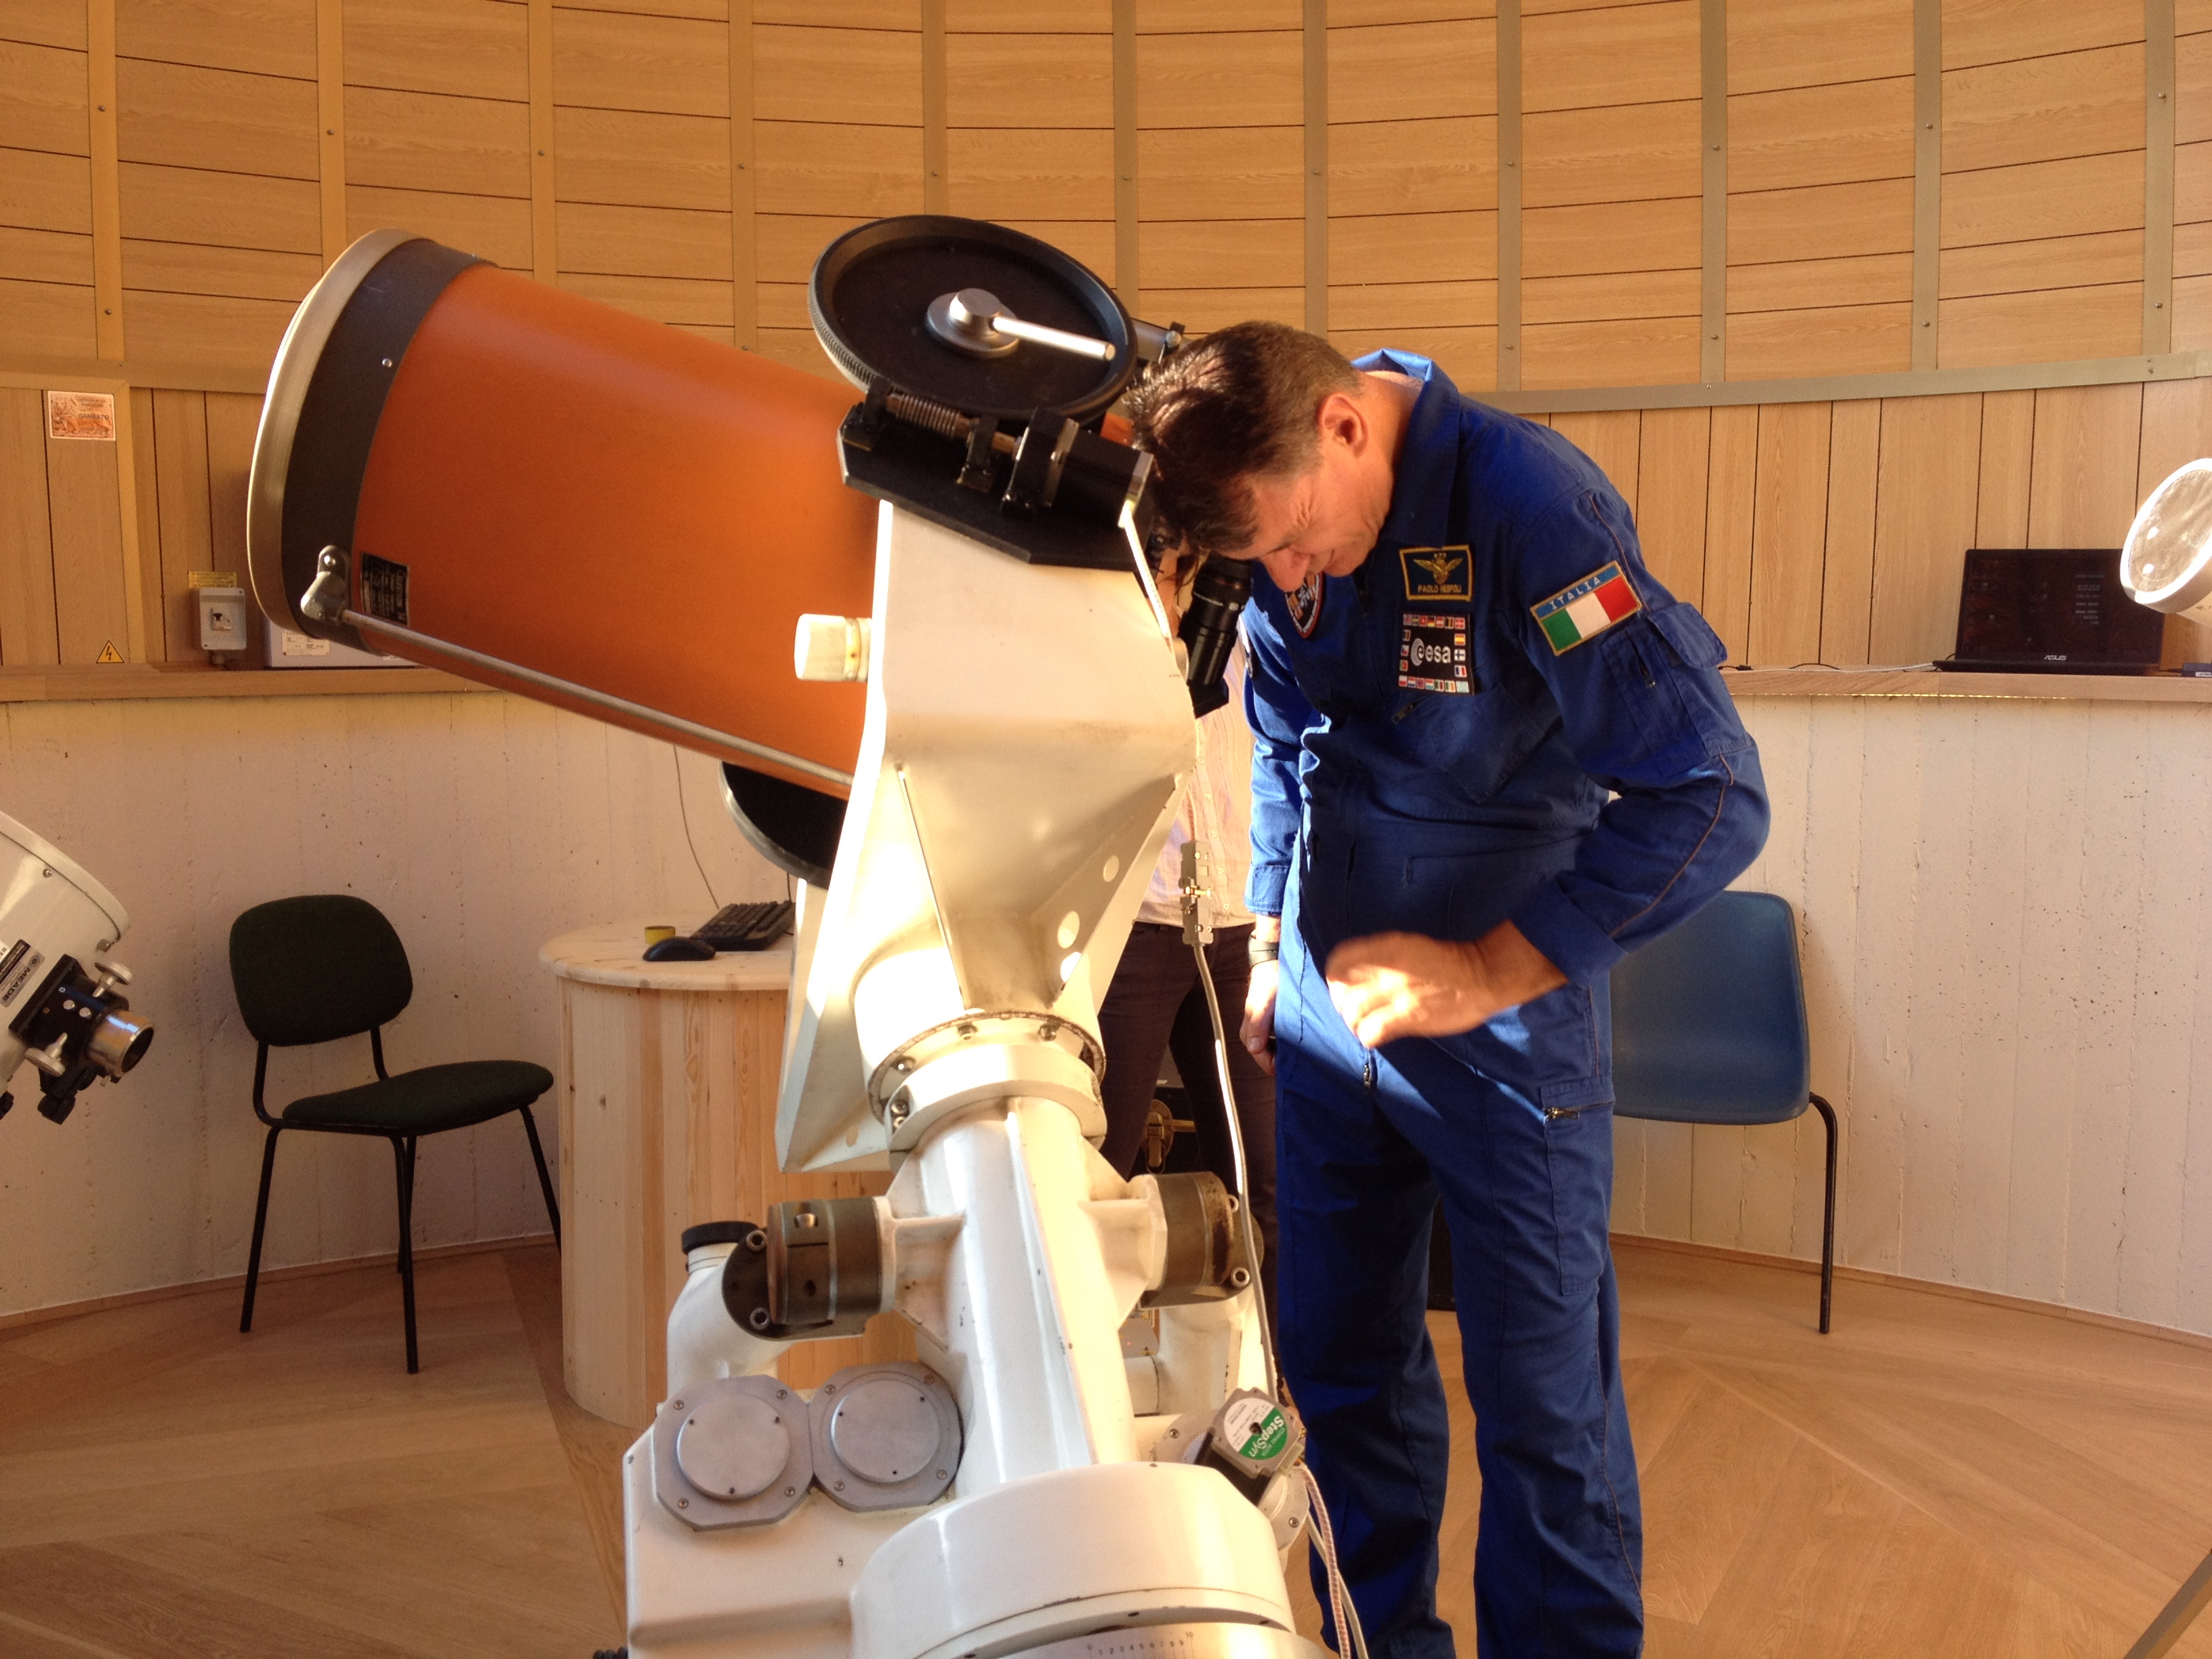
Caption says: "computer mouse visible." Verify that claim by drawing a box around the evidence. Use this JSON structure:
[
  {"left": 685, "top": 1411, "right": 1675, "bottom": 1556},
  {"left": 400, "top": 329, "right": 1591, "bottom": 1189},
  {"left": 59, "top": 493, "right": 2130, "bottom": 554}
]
[{"left": 642, "top": 935, "right": 716, "bottom": 962}]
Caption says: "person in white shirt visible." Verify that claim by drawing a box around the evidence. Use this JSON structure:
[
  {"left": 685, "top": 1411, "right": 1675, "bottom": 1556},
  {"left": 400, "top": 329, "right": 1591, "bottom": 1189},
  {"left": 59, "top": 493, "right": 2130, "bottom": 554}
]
[{"left": 1096, "top": 544, "right": 1278, "bottom": 1318}]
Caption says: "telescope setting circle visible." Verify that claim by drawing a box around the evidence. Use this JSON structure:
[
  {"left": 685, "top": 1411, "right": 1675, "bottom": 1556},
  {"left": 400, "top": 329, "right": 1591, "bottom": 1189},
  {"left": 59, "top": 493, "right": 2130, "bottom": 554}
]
[
  {"left": 809, "top": 216, "right": 1136, "bottom": 422},
  {"left": 2123, "top": 457, "right": 2212, "bottom": 621}
]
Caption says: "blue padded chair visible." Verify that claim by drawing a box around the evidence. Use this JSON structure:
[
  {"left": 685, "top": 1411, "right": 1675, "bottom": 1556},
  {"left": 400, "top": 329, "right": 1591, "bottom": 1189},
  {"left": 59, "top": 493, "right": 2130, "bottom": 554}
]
[{"left": 1610, "top": 890, "right": 1839, "bottom": 1333}]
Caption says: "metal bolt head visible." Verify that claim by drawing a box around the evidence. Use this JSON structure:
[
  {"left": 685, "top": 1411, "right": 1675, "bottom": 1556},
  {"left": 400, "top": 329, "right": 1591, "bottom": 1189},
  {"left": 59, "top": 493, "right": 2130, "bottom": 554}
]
[
  {"left": 783, "top": 1486, "right": 797, "bottom": 1497},
  {"left": 678, "top": 1497, "right": 689, "bottom": 1508},
  {"left": 672, "top": 1399, "right": 684, "bottom": 1412}
]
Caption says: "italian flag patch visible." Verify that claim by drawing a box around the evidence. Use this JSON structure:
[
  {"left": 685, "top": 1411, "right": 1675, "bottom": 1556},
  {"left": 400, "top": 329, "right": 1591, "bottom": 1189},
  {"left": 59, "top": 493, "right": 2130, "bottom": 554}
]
[{"left": 1531, "top": 561, "right": 1641, "bottom": 654}]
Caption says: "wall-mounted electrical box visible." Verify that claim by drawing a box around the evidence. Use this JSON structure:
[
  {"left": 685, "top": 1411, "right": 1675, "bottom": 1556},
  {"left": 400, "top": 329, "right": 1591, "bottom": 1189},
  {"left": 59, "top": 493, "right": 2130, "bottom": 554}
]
[{"left": 197, "top": 587, "right": 249, "bottom": 661}]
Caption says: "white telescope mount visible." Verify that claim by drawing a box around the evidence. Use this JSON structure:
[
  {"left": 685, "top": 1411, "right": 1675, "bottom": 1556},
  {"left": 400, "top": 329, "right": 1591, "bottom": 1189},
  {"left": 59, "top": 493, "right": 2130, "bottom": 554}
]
[{"left": 621, "top": 504, "right": 1324, "bottom": 1659}]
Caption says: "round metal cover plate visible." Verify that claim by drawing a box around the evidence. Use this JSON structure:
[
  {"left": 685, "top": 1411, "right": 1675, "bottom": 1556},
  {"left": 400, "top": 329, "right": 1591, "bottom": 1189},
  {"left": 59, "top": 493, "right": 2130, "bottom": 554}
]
[
  {"left": 676, "top": 1391, "right": 791, "bottom": 1500},
  {"left": 809, "top": 1359, "right": 962, "bottom": 1512},
  {"left": 828, "top": 1376, "right": 942, "bottom": 1485}
]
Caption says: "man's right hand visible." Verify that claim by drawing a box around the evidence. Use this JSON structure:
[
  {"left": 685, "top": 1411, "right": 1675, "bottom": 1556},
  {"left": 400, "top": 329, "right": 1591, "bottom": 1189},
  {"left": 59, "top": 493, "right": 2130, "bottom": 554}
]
[{"left": 1243, "top": 958, "right": 1279, "bottom": 1075}]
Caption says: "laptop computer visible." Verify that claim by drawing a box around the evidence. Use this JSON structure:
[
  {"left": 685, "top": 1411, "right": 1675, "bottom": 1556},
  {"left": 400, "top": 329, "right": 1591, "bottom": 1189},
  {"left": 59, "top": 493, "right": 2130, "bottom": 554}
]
[{"left": 1934, "top": 548, "right": 2164, "bottom": 675}]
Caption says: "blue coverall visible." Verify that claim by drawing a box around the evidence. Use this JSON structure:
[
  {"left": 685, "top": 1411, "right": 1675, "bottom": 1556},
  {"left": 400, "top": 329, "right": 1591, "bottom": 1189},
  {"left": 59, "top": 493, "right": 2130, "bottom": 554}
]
[{"left": 1243, "top": 354, "right": 1769, "bottom": 1657}]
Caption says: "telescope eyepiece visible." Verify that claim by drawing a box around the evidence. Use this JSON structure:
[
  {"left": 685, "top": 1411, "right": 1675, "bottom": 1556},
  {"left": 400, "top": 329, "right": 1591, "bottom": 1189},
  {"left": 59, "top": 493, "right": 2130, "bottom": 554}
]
[{"left": 1177, "top": 556, "right": 1252, "bottom": 718}]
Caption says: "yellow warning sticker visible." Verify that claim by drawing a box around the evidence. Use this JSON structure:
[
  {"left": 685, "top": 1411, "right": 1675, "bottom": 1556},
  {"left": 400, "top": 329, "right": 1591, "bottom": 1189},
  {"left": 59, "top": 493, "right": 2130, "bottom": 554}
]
[{"left": 96, "top": 641, "right": 124, "bottom": 663}]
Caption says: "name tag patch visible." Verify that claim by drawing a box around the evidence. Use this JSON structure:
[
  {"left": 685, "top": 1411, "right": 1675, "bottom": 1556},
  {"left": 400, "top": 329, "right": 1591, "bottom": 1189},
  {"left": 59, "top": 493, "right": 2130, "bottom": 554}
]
[
  {"left": 1531, "top": 561, "right": 1641, "bottom": 654},
  {"left": 1400, "top": 545, "right": 1473, "bottom": 602},
  {"left": 1399, "top": 613, "right": 1474, "bottom": 693}
]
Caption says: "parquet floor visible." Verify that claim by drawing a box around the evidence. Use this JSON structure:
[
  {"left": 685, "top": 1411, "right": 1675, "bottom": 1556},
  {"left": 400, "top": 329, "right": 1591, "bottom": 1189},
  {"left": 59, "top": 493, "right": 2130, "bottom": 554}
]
[{"left": 1, "top": 1240, "right": 2207, "bottom": 1658}]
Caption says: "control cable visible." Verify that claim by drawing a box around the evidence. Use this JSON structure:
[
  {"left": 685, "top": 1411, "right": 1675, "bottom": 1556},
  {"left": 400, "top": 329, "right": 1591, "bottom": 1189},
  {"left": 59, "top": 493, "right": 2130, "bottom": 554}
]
[
  {"left": 1181, "top": 848, "right": 1277, "bottom": 1401},
  {"left": 1181, "top": 842, "right": 1371, "bottom": 1659}
]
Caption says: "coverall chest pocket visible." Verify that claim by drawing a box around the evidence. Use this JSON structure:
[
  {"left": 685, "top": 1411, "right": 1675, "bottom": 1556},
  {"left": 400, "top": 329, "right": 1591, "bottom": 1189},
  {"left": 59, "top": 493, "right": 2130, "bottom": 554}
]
[
  {"left": 1389, "top": 684, "right": 1539, "bottom": 802},
  {"left": 1597, "top": 605, "right": 1729, "bottom": 771}
]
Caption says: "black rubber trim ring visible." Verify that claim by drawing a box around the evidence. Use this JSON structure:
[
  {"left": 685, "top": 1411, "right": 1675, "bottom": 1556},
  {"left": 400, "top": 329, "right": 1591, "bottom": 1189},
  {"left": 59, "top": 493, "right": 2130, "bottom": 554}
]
[
  {"left": 281, "top": 238, "right": 480, "bottom": 651},
  {"left": 680, "top": 1221, "right": 761, "bottom": 1254}
]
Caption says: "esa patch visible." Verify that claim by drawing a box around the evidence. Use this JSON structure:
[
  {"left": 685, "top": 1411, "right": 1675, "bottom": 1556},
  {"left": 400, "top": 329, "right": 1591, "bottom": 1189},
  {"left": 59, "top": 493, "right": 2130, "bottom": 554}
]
[
  {"left": 1288, "top": 573, "right": 1324, "bottom": 638},
  {"left": 1399, "top": 544, "right": 1473, "bottom": 602},
  {"left": 1530, "top": 561, "right": 1640, "bottom": 654},
  {"left": 1399, "top": 612, "right": 1474, "bottom": 693}
]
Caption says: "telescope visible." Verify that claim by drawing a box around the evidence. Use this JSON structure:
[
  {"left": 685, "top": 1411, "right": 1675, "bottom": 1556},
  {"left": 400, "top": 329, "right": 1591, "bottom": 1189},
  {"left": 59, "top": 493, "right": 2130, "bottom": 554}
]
[
  {"left": 0, "top": 811, "right": 153, "bottom": 1128},
  {"left": 249, "top": 218, "right": 1332, "bottom": 1659}
]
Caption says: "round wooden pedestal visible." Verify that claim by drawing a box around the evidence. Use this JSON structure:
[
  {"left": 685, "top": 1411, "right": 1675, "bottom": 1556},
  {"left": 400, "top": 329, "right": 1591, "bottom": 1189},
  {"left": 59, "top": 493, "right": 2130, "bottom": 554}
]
[{"left": 540, "top": 920, "right": 903, "bottom": 1429}]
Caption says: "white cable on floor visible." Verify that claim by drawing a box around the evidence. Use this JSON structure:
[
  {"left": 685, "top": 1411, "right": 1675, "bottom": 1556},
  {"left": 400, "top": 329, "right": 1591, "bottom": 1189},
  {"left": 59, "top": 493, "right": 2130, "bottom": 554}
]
[{"left": 1300, "top": 1463, "right": 1370, "bottom": 1659}]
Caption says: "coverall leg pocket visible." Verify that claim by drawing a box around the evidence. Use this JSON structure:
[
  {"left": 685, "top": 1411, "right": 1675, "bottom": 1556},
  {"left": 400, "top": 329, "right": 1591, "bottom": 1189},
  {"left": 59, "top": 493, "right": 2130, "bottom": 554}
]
[{"left": 1542, "top": 1103, "right": 1616, "bottom": 1296}]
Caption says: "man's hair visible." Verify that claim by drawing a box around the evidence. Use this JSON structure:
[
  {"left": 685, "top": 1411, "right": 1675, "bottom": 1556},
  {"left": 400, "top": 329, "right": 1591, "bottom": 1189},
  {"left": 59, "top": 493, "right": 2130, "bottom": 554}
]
[{"left": 1126, "top": 321, "right": 1361, "bottom": 556}]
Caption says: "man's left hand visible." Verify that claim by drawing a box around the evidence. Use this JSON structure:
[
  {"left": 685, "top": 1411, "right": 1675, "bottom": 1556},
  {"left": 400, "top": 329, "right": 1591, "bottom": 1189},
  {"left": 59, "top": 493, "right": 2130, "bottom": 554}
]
[{"left": 1324, "top": 922, "right": 1568, "bottom": 1048}]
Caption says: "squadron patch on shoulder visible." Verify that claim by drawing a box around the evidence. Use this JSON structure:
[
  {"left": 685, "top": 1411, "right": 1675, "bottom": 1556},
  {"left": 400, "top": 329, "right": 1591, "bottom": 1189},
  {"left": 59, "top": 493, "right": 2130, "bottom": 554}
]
[
  {"left": 1399, "top": 544, "right": 1473, "bottom": 602},
  {"left": 1399, "top": 613, "right": 1474, "bottom": 693},
  {"left": 1287, "top": 572, "right": 1324, "bottom": 638},
  {"left": 1530, "top": 561, "right": 1641, "bottom": 655}
]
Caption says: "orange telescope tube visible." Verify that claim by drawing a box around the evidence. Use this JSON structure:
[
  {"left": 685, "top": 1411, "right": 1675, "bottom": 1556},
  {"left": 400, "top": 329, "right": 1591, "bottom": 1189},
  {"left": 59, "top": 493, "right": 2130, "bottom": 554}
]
[{"left": 248, "top": 230, "right": 876, "bottom": 796}]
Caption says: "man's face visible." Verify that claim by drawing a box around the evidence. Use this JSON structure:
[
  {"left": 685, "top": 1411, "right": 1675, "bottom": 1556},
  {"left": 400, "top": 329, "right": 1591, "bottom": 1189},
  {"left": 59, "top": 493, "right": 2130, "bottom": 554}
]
[{"left": 1216, "top": 388, "right": 1396, "bottom": 592}]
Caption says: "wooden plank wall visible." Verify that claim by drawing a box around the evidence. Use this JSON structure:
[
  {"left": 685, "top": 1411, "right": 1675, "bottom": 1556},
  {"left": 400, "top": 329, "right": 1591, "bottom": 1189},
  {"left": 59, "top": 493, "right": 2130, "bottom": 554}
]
[
  {"left": 1516, "top": 0, "right": 1703, "bottom": 389},
  {"left": 0, "top": 695, "right": 783, "bottom": 1319},
  {"left": 117, "top": 0, "right": 323, "bottom": 375},
  {"left": 753, "top": 1, "right": 921, "bottom": 374},
  {"left": 1616, "top": 691, "right": 2212, "bottom": 1341},
  {"left": 4, "top": 0, "right": 2210, "bottom": 671},
  {"left": 1529, "top": 376, "right": 2212, "bottom": 664},
  {"left": 1325, "top": 1, "right": 1498, "bottom": 386},
  {"left": 945, "top": 2, "right": 1113, "bottom": 309},
  {"left": 2171, "top": 0, "right": 2212, "bottom": 343},
  {"left": 1939, "top": 0, "right": 2148, "bottom": 366},
  {"left": 0, "top": 1, "right": 98, "bottom": 358},
  {"left": 1136, "top": 0, "right": 1305, "bottom": 332},
  {"left": 4, "top": 0, "right": 2195, "bottom": 377},
  {"left": 1725, "top": 0, "right": 1914, "bottom": 379}
]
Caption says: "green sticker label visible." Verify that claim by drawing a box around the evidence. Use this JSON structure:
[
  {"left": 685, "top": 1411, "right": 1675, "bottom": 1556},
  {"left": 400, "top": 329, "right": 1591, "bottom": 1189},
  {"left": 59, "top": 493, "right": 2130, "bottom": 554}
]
[{"left": 1226, "top": 1399, "right": 1290, "bottom": 1463}]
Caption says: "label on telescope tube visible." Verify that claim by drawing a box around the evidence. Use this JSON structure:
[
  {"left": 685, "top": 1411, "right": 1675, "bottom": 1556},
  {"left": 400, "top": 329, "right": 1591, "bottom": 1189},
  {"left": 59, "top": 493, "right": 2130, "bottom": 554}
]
[
  {"left": 0, "top": 941, "right": 45, "bottom": 1008},
  {"left": 359, "top": 554, "right": 409, "bottom": 626}
]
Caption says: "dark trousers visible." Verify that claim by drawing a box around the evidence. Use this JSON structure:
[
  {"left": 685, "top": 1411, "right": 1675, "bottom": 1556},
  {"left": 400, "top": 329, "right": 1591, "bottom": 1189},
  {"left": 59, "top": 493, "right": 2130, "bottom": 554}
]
[
  {"left": 1097, "top": 921, "right": 1279, "bottom": 1319},
  {"left": 1275, "top": 926, "right": 1643, "bottom": 1659}
]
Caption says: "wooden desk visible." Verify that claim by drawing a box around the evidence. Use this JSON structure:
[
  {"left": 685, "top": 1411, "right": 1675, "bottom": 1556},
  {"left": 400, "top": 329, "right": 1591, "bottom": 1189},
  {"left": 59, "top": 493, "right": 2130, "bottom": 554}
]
[{"left": 540, "top": 920, "right": 902, "bottom": 1429}]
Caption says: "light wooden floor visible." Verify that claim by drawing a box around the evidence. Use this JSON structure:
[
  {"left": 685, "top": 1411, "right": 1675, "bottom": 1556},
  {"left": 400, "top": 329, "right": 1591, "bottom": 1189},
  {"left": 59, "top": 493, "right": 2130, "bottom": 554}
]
[{"left": 2, "top": 1241, "right": 2208, "bottom": 1658}]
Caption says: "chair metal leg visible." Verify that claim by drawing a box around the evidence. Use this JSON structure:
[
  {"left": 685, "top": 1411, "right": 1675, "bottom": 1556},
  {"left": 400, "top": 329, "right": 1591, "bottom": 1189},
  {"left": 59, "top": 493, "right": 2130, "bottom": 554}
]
[
  {"left": 240, "top": 1126, "right": 281, "bottom": 1334},
  {"left": 1811, "top": 1093, "right": 1838, "bottom": 1334},
  {"left": 392, "top": 1135, "right": 419, "bottom": 1373},
  {"left": 518, "top": 1105, "right": 560, "bottom": 1250}
]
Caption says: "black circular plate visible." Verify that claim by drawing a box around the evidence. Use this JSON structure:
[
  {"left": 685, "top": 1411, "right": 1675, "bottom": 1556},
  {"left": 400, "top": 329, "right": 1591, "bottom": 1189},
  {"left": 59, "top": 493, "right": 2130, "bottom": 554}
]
[{"left": 809, "top": 216, "right": 1134, "bottom": 422}]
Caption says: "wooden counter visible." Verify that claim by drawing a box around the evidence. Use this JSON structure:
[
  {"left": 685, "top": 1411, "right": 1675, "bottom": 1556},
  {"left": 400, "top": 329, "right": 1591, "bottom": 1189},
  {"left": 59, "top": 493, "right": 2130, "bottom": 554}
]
[
  {"left": 0, "top": 663, "right": 491, "bottom": 702},
  {"left": 1725, "top": 666, "right": 2212, "bottom": 701},
  {"left": 540, "top": 920, "right": 903, "bottom": 1430}
]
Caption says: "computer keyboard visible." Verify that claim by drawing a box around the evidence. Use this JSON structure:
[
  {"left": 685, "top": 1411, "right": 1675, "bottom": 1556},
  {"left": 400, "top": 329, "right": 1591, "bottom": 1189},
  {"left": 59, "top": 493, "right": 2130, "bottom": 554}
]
[{"left": 691, "top": 900, "right": 796, "bottom": 953}]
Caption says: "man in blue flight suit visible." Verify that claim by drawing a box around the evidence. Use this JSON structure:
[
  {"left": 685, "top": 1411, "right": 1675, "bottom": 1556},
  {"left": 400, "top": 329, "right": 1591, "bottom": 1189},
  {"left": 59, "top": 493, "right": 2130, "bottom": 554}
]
[{"left": 1129, "top": 323, "right": 1768, "bottom": 1658}]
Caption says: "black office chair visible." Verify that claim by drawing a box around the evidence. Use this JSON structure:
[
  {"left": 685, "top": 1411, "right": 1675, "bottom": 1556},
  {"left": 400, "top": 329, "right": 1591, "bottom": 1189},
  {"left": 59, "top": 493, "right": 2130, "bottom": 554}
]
[
  {"left": 229, "top": 894, "right": 560, "bottom": 1371},
  {"left": 1610, "top": 890, "right": 1839, "bottom": 1333}
]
